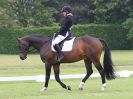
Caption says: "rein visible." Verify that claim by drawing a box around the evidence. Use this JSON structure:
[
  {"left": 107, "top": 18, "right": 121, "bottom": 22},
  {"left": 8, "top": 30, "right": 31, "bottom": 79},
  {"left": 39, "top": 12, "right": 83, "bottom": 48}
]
[
  {"left": 28, "top": 48, "right": 37, "bottom": 53},
  {"left": 19, "top": 47, "right": 37, "bottom": 53}
]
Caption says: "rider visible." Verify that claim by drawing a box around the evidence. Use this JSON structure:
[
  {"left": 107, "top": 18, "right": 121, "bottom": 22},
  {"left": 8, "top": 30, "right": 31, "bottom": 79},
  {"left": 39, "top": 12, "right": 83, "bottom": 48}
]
[{"left": 53, "top": 6, "right": 73, "bottom": 62}]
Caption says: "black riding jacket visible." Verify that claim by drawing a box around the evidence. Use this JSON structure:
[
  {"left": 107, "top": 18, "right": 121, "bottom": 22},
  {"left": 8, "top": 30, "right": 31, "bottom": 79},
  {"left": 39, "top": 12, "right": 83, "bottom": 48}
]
[{"left": 58, "top": 14, "right": 73, "bottom": 36}]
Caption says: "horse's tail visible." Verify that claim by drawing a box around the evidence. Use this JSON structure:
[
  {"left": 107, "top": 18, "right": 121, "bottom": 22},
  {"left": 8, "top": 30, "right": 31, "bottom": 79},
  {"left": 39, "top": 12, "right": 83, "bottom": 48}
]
[{"left": 99, "top": 39, "right": 116, "bottom": 80}]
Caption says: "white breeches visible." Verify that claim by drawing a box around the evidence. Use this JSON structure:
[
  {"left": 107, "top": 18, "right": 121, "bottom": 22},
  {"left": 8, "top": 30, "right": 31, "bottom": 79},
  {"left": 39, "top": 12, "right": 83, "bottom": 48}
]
[{"left": 53, "top": 32, "right": 69, "bottom": 45}]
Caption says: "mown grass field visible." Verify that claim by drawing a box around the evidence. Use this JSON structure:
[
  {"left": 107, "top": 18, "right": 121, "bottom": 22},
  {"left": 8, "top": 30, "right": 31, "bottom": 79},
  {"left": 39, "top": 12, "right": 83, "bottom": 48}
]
[
  {"left": 0, "top": 50, "right": 133, "bottom": 99},
  {"left": 0, "top": 77, "right": 133, "bottom": 99}
]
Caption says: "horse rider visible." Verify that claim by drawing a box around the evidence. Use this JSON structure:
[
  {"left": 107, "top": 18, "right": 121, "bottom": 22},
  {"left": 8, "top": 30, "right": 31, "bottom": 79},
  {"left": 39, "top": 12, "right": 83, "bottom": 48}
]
[{"left": 53, "top": 6, "right": 73, "bottom": 62}]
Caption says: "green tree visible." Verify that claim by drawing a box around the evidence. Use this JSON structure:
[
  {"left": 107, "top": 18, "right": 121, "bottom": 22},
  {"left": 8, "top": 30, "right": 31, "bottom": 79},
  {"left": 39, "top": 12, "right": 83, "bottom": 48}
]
[
  {"left": 8, "top": 0, "right": 57, "bottom": 27},
  {"left": 89, "top": 0, "right": 132, "bottom": 24},
  {"left": 0, "top": 0, "right": 17, "bottom": 28},
  {"left": 9, "top": 0, "right": 36, "bottom": 27},
  {"left": 31, "top": 1, "right": 57, "bottom": 27},
  {"left": 0, "top": 0, "right": 132, "bottom": 27}
]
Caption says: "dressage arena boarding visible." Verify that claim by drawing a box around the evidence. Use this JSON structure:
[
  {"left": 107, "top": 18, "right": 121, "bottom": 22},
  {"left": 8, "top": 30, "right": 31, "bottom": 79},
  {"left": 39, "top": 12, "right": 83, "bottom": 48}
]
[{"left": 0, "top": 70, "right": 133, "bottom": 82}]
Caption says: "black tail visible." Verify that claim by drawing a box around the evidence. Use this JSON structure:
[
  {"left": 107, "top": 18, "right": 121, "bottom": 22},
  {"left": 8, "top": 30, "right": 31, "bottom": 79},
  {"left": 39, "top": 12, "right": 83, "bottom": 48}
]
[{"left": 99, "top": 39, "right": 115, "bottom": 80}]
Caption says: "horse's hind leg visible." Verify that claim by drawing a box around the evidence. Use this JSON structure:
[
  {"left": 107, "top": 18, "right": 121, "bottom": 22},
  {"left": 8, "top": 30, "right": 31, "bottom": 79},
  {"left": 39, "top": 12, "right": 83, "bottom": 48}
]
[
  {"left": 79, "top": 59, "right": 93, "bottom": 90},
  {"left": 53, "top": 64, "right": 71, "bottom": 91},
  {"left": 93, "top": 61, "right": 106, "bottom": 91}
]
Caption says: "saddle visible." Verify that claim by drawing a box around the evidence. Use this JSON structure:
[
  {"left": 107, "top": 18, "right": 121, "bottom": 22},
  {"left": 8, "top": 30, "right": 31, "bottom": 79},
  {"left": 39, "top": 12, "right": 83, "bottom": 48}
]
[{"left": 51, "top": 35, "right": 75, "bottom": 52}]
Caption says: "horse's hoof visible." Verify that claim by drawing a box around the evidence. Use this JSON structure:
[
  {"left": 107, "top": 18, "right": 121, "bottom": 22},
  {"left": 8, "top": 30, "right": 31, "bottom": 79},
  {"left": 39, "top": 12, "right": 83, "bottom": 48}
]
[
  {"left": 40, "top": 87, "right": 47, "bottom": 92},
  {"left": 78, "top": 82, "right": 84, "bottom": 91},
  {"left": 101, "top": 83, "right": 106, "bottom": 91},
  {"left": 78, "top": 87, "right": 83, "bottom": 91},
  {"left": 101, "top": 86, "right": 106, "bottom": 91},
  {"left": 66, "top": 85, "right": 71, "bottom": 91}
]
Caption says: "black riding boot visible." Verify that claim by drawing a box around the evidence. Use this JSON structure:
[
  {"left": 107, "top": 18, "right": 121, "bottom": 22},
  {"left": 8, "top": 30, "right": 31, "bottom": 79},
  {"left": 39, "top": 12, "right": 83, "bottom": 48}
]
[{"left": 54, "top": 44, "right": 64, "bottom": 62}]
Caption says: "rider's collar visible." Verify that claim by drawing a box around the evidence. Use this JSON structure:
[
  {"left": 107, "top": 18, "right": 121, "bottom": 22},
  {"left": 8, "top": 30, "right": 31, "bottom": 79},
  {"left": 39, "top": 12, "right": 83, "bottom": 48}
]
[{"left": 67, "top": 13, "right": 73, "bottom": 16}]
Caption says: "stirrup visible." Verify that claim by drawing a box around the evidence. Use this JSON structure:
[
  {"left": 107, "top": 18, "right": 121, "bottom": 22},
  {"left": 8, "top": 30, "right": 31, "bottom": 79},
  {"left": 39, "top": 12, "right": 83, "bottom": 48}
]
[{"left": 56, "top": 53, "right": 64, "bottom": 62}]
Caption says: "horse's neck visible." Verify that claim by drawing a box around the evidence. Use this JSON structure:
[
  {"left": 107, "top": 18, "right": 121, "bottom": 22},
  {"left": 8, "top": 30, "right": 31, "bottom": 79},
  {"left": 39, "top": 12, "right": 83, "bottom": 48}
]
[
  {"left": 28, "top": 36, "right": 50, "bottom": 51},
  {"left": 31, "top": 42, "right": 43, "bottom": 51}
]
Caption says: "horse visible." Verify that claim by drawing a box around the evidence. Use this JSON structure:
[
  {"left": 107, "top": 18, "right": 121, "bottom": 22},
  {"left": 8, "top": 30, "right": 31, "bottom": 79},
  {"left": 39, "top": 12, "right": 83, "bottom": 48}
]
[{"left": 17, "top": 35, "right": 115, "bottom": 91}]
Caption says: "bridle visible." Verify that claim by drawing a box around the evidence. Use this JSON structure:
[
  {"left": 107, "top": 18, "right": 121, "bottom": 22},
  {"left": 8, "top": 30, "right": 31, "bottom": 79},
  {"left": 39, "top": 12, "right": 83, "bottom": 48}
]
[
  {"left": 18, "top": 44, "right": 36, "bottom": 54},
  {"left": 18, "top": 37, "right": 51, "bottom": 54}
]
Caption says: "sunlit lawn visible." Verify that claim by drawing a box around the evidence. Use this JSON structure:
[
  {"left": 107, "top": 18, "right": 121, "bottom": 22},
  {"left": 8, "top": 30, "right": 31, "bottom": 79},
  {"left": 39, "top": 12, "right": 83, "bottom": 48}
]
[
  {"left": 0, "top": 77, "right": 133, "bottom": 99},
  {"left": 0, "top": 50, "right": 133, "bottom": 76},
  {"left": 0, "top": 50, "right": 133, "bottom": 99}
]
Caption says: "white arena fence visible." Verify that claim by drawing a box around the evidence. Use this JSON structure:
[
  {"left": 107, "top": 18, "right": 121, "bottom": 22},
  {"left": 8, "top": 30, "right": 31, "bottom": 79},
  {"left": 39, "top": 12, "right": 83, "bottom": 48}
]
[{"left": 0, "top": 70, "right": 133, "bottom": 82}]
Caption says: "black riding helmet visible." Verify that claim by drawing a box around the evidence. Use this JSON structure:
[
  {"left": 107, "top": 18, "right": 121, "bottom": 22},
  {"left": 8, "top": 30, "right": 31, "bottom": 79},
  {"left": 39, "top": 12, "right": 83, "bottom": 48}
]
[{"left": 61, "top": 6, "right": 71, "bottom": 13}]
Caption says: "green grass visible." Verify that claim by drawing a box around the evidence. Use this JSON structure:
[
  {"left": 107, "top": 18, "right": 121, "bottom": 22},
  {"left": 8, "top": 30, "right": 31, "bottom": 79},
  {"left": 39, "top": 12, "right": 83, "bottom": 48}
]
[
  {"left": 111, "top": 50, "right": 133, "bottom": 65},
  {"left": 0, "top": 50, "right": 133, "bottom": 76},
  {"left": 0, "top": 50, "right": 133, "bottom": 99},
  {"left": 0, "top": 77, "right": 133, "bottom": 99}
]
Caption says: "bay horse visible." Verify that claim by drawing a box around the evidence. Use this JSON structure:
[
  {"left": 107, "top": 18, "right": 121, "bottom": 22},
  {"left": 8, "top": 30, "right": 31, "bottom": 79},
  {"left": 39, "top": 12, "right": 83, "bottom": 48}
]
[{"left": 17, "top": 35, "right": 115, "bottom": 91}]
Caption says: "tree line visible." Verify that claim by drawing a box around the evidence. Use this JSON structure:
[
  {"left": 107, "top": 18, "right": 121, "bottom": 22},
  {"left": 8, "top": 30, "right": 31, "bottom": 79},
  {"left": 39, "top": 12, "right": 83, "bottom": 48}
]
[{"left": 0, "top": 0, "right": 132, "bottom": 27}]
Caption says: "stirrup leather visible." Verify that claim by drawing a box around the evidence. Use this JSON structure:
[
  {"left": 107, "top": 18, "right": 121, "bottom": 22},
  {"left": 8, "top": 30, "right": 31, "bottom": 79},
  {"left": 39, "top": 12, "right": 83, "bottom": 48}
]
[{"left": 54, "top": 44, "right": 64, "bottom": 62}]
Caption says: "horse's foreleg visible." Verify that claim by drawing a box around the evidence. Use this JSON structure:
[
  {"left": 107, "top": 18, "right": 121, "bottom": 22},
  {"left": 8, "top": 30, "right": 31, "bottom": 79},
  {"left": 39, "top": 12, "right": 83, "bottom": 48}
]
[
  {"left": 79, "top": 59, "right": 93, "bottom": 90},
  {"left": 53, "top": 64, "right": 71, "bottom": 91},
  {"left": 40, "top": 64, "right": 52, "bottom": 91}
]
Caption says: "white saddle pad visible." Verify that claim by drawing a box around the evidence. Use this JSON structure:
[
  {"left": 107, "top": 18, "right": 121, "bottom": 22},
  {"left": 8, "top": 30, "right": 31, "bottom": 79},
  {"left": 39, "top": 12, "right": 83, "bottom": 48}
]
[{"left": 51, "top": 37, "right": 75, "bottom": 52}]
